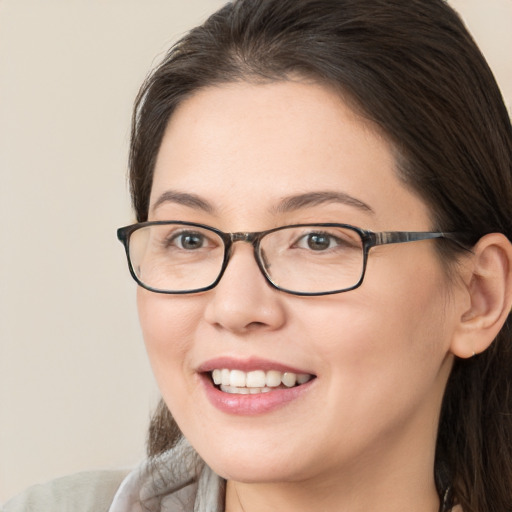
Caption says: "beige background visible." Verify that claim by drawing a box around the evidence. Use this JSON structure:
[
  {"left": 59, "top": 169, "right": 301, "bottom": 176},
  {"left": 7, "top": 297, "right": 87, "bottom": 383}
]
[{"left": 0, "top": 0, "right": 511, "bottom": 503}]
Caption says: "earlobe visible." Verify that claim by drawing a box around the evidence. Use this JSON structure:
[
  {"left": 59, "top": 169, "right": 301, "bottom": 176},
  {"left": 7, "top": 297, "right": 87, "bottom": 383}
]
[{"left": 450, "top": 233, "right": 512, "bottom": 359}]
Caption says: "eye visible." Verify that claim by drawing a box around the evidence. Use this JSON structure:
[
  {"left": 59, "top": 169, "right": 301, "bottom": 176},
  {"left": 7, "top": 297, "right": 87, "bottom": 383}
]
[
  {"left": 290, "top": 228, "right": 361, "bottom": 253},
  {"left": 296, "top": 232, "right": 341, "bottom": 251},
  {"left": 167, "top": 231, "right": 209, "bottom": 250}
]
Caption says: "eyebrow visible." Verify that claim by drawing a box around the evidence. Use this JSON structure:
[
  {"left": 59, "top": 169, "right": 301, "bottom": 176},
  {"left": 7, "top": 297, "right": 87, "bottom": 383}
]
[
  {"left": 273, "top": 191, "right": 374, "bottom": 214},
  {"left": 151, "top": 190, "right": 216, "bottom": 214},
  {"left": 151, "top": 189, "right": 374, "bottom": 216}
]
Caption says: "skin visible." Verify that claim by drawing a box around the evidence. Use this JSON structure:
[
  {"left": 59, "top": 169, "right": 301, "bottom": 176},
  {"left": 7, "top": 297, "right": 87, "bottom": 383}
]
[{"left": 137, "top": 80, "right": 474, "bottom": 511}]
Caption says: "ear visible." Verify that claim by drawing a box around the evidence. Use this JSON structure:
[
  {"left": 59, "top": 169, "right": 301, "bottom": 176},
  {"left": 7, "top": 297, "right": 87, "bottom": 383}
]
[{"left": 450, "top": 233, "right": 512, "bottom": 358}]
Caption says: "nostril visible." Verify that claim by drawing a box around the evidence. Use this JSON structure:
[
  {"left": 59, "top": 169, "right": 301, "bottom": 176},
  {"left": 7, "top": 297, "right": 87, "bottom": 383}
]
[{"left": 245, "top": 321, "right": 268, "bottom": 331}]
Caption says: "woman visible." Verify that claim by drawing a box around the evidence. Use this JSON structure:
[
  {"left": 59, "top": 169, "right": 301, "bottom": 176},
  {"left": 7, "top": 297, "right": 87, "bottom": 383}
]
[{"left": 5, "top": 0, "right": 512, "bottom": 511}]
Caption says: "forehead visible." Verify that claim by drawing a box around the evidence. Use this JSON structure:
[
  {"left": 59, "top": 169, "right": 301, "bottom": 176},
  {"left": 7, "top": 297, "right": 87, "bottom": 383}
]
[{"left": 150, "top": 80, "right": 431, "bottom": 231}]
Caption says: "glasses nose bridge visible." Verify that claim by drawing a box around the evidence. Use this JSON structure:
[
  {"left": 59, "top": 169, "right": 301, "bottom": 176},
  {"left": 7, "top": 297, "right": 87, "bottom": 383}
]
[
  {"left": 229, "top": 231, "right": 260, "bottom": 246},
  {"left": 224, "top": 231, "right": 265, "bottom": 273}
]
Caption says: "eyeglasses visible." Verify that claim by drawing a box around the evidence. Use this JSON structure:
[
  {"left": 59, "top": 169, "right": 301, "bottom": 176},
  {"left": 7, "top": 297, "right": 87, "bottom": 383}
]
[{"left": 117, "top": 221, "right": 463, "bottom": 296}]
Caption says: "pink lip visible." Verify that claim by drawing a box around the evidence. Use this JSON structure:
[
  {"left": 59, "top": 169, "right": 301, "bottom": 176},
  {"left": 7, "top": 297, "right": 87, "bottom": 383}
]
[
  {"left": 197, "top": 356, "right": 312, "bottom": 374},
  {"left": 197, "top": 357, "right": 316, "bottom": 416}
]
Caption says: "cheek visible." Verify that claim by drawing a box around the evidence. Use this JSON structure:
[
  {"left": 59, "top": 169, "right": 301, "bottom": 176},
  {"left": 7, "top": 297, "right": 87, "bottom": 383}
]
[
  {"left": 360, "top": 256, "right": 454, "bottom": 406},
  {"left": 302, "top": 269, "right": 448, "bottom": 352},
  {"left": 365, "top": 262, "right": 452, "bottom": 372},
  {"left": 136, "top": 289, "right": 201, "bottom": 391},
  {"left": 300, "top": 252, "right": 454, "bottom": 402}
]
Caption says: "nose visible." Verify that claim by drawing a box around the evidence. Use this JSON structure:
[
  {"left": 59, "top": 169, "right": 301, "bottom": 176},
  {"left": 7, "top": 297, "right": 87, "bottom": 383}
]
[{"left": 203, "top": 242, "right": 287, "bottom": 334}]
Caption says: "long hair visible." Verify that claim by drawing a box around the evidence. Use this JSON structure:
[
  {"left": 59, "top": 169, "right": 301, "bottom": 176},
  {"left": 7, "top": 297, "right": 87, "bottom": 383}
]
[{"left": 129, "top": 1, "right": 512, "bottom": 510}]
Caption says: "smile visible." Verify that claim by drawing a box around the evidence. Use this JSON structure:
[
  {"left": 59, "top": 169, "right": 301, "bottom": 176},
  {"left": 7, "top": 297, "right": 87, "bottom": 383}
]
[
  {"left": 198, "top": 358, "right": 317, "bottom": 414},
  {"left": 211, "top": 369, "right": 314, "bottom": 394}
]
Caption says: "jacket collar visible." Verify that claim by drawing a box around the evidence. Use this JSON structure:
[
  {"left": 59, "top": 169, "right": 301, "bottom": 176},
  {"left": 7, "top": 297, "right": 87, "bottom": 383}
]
[{"left": 109, "top": 438, "right": 225, "bottom": 512}]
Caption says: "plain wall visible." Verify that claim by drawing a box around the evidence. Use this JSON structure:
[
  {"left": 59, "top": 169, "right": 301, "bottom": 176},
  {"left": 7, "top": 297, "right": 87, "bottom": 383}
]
[{"left": 1, "top": 0, "right": 511, "bottom": 503}]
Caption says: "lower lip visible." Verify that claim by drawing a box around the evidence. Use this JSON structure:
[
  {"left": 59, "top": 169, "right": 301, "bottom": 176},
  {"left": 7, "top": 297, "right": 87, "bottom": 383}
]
[{"left": 200, "top": 374, "right": 315, "bottom": 415}]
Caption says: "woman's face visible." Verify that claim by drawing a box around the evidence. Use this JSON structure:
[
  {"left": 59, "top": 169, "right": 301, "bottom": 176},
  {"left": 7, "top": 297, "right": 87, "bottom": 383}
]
[{"left": 138, "top": 81, "right": 458, "bottom": 485}]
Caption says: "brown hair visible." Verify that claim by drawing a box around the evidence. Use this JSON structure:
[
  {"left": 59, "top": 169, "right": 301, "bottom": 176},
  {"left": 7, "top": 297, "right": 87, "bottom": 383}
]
[{"left": 129, "top": 1, "right": 512, "bottom": 510}]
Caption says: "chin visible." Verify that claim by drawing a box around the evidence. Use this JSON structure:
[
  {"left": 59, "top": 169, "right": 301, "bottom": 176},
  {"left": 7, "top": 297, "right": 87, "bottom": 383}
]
[
  {"left": 192, "top": 437, "right": 312, "bottom": 484},
  {"left": 209, "top": 459, "right": 300, "bottom": 484}
]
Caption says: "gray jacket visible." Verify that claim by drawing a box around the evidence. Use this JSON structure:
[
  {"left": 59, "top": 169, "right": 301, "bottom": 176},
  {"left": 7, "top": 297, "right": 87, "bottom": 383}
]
[{"left": 3, "top": 439, "right": 225, "bottom": 512}]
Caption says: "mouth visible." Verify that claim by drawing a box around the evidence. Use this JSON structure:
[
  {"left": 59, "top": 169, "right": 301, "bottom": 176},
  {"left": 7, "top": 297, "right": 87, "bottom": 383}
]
[
  {"left": 210, "top": 369, "right": 315, "bottom": 394},
  {"left": 198, "top": 359, "right": 317, "bottom": 414}
]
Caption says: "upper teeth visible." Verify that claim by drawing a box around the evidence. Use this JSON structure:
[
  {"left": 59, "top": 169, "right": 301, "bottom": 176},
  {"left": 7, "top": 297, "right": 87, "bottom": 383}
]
[{"left": 211, "top": 369, "right": 312, "bottom": 388}]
